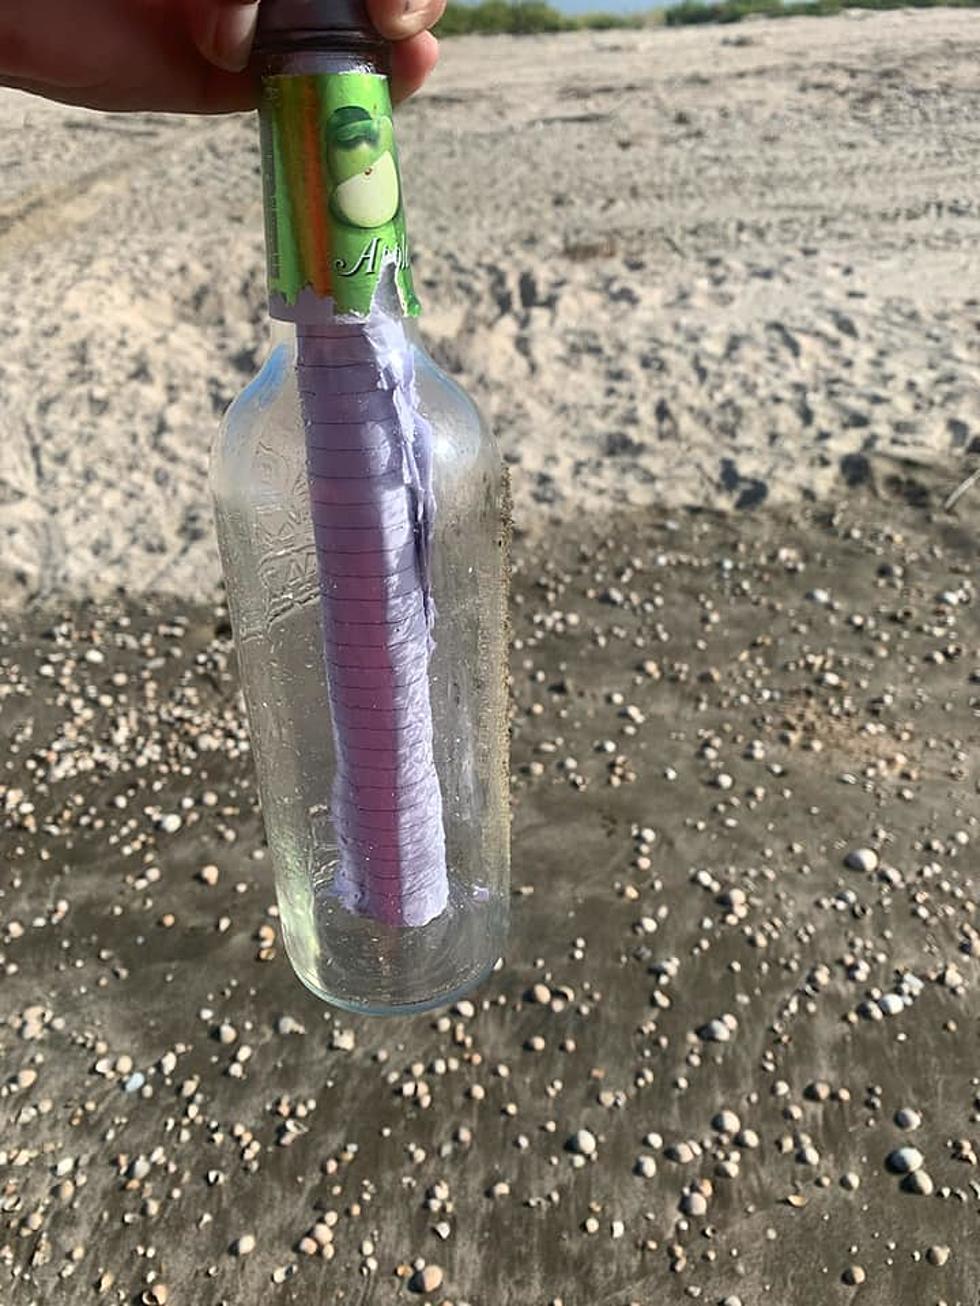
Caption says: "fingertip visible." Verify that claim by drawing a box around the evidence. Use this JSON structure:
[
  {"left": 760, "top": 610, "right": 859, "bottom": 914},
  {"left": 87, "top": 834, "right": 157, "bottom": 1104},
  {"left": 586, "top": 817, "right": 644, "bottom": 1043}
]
[
  {"left": 368, "top": 0, "right": 446, "bottom": 42},
  {"left": 188, "top": 0, "right": 260, "bottom": 74},
  {"left": 390, "top": 30, "right": 439, "bottom": 104}
]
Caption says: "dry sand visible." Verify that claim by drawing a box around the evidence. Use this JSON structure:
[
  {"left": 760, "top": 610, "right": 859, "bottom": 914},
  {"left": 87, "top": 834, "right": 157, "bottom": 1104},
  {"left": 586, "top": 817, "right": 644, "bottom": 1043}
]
[
  {"left": 1, "top": 492, "right": 978, "bottom": 1303},
  {"left": 0, "top": 9, "right": 978, "bottom": 604}
]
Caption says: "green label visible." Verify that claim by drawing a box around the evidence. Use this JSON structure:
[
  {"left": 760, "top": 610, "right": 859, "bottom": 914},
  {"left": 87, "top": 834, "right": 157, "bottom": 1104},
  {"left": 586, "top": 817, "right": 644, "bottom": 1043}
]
[{"left": 260, "top": 73, "right": 420, "bottom": 318}]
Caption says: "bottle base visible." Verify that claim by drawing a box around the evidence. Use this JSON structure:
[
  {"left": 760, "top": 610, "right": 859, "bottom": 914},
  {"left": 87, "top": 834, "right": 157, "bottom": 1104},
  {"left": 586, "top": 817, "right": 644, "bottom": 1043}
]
[
  {"left": 278, "top": 871, "right": 507, "bottom": 1016},
  {"left": 289, "top": 953, "right": 499, "bottom": 1018}
]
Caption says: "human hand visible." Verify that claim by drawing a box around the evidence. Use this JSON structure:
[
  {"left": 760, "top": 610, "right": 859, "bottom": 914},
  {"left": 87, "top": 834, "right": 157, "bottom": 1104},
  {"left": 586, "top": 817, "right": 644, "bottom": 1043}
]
[{"left": 0, "top": 0, "right": 444, "bottom": 113}]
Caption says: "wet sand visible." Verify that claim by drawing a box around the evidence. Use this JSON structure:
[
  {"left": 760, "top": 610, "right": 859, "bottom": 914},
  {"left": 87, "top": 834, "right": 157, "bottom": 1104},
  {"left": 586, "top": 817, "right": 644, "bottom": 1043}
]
[{"left": 2, "top": 476, "right": 977, "bottom": 1304}]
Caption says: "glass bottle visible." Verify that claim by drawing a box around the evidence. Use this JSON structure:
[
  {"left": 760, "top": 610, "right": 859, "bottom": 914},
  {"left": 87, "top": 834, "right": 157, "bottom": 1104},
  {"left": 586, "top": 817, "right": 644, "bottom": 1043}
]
[{"left": 210, "top": 0, "right": 510, "bottom": 1015}]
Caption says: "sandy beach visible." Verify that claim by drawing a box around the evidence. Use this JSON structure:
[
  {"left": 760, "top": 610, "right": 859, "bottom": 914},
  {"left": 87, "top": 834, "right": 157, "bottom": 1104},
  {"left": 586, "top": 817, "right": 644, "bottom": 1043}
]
[
  {"left": 1, "top": 8, "right": 978, "bottom": 604},
  {"left": 1, "top": 9, "right": 979, "bottom": 1304},
  {"left": 2, "top": 488, "right": 978, "bottom": 1303}
]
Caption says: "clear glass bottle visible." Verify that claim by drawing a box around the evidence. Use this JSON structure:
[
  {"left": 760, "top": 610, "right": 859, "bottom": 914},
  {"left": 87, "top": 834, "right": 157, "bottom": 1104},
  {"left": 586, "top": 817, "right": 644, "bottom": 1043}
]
[{"left": 210, "top": 0, "right": 510, "bottom": 1015}]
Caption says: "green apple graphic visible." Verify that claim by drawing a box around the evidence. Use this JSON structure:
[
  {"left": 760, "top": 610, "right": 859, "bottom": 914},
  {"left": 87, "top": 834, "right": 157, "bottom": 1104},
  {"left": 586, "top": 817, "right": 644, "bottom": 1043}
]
[{"left": 326, "top": 105, "right": 400, "bottom": 230}]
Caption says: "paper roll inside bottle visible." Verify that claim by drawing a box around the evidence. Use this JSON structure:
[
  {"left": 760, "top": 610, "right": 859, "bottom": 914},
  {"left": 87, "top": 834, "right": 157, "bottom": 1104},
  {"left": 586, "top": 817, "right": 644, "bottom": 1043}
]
[{"left": 296, "top": 318, "right": 448, "bottom": 929}]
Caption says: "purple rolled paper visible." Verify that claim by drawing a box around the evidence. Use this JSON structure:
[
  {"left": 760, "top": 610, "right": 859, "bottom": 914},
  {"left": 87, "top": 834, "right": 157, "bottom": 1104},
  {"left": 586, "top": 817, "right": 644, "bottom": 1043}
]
[{"left": 296, "top": 316, "right": 448, "bottom": 928}]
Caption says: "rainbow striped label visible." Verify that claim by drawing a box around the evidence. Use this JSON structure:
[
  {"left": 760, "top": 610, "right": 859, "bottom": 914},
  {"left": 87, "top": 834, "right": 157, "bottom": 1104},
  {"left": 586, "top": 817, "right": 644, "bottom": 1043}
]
[{"left": 260, "top": 72, "right": 420, "bottom": 318}]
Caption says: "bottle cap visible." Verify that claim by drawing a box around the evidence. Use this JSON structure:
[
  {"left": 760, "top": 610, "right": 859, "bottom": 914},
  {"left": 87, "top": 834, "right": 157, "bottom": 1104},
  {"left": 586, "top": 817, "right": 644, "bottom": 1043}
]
[{"left": 256, "top": 0, "right": 377, "bottom": 41}]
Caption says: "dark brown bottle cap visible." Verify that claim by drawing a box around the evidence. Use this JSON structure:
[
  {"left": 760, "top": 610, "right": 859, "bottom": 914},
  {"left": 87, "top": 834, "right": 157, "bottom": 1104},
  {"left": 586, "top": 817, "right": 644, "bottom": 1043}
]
[{"left": 256, "top": 0, "right": 377, "bottom": 40}]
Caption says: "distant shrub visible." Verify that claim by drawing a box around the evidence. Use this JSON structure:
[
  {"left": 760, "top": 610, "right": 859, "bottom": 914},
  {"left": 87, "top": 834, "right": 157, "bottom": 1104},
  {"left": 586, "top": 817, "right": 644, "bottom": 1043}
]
[
  {"left": 664, "top": 0, "right": 980, "bottom": 25},
  {"left": 664, "top": 0, "right": 794, "bottom": 24},
  {"left": 436, "top": 0, "right": 980, "bottom": 38},
  {"left": 436, "top": 1, "right": 645, "bottom": 35},
  {"left": 436, "top": 1, "right": 566, "bottom": 33}
]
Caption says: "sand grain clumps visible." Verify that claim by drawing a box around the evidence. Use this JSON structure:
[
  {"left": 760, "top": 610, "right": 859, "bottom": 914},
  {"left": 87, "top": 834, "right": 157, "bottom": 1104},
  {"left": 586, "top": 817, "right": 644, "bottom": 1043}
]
[{"left": 2, "top": 10, "right": 979, "bottom": 606}]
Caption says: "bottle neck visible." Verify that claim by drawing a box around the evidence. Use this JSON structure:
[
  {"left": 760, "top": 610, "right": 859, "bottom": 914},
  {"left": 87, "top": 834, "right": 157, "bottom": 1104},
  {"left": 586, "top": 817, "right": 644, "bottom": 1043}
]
[
  {"left": 257, "top": 43, "right": 419, "bottom": 324},
  {"left": 255, "top": 41, "right": 388, "bottom": 80}
]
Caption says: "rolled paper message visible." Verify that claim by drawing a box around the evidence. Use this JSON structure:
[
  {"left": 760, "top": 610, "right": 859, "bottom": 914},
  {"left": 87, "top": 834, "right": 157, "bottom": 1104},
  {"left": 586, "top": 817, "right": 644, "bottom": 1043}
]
[{"left": 296, "top": 317, "right": 449, "bottom": 928}]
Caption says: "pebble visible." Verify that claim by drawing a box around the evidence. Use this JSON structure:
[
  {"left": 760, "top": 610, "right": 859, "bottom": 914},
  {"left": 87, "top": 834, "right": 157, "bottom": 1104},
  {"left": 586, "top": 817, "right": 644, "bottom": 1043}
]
[
  {"left": 634, "top": 1155, "right": 657, "bottom": 1179},
  {"left": 926, "top": 1245, "right": 950, "bottom": 1267},
  {"left": 700, "top": 1017, "right": 733, "bottom": 1043},
  {"left": 128, "top": 1157, "right": 151, "bottom": 1181},
  {"left": 198, "top": 865, "right": 220, "bottom": 886},
  {"left": 531, "top": 983, "right": 552, "bottom": 1005},
  {"left": 568, "top": 1129, "right": 597, "bottom": 1157},
  {"left": 667, "top": 1141, "right": 695, "bottom": 1164},
  {"left": 878, "top": 993, "right": 905, "bottom": 1017},
  {"left": 887, "top": 1147, "right": 924, "bottom": 1174},
  {"left": 680, "top": 1190, "right": 708, "bottom": 1217},
  {"left": 902, "top": 1170, "right": 934, "bottom": 1195},
  {"left": 845, "top": 847, "right": 879, "bottom": 873},
  {"left": 895, "top": 1108, "right": 922, "bottom": 1131},
  {"left": 232, "top": 1234, "right": 256, "bottom": 1256},
  {"left": 412, "top": 1265, "right": 444, "bottom": 1294},
  {"left": 842, "top": 1265, "right": 866, "bottom": 1286},
  {"left": 712, "top": 1110, "right": 741, "bottom": 1135}
]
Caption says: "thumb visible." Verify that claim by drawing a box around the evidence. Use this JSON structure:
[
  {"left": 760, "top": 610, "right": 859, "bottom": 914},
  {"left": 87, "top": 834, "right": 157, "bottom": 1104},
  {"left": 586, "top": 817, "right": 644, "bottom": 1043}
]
[{"left": 187, "top": 0, "right": 260, "bottom": 73}]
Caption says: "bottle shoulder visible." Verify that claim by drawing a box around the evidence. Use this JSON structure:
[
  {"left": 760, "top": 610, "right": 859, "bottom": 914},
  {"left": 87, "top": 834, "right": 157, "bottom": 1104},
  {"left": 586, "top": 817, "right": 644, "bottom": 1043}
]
[
  {"left": 212, "top": 341, "right": 293, "bottom": 468},
  {"left": 213, "top": 327, "right": 495, "bottom": 481}
]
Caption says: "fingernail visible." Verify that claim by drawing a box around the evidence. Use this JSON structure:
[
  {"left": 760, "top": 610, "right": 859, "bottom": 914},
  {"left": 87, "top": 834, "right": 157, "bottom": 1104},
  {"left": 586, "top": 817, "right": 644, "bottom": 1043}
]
[{"left": 208, "top": 1, "right": 260, "bottom": 73}]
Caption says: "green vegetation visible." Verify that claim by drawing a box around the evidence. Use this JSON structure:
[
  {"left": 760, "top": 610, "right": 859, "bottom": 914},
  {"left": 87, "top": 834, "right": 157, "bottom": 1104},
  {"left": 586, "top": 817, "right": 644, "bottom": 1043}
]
[
  {"left": 435, "top": 0, "right": 980, "bottom": 37},
  {"left": 435, "top": 1, "right": 645, "bottom": 36},
  {"left": 664, "top": 0, "right": 980, "bottom": 25}
]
